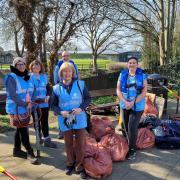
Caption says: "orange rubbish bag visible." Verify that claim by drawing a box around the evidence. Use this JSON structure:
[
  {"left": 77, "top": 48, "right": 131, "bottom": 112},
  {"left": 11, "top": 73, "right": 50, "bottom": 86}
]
[
  {"left": 136, "top": 128, "right": 155, "bottom": 149},
  {"left": 83, "top": 136, "right": 112, "bottom": 179}
]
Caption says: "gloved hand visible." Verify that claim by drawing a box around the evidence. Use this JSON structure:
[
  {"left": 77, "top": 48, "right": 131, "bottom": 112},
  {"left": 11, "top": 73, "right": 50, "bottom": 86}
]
[{"left": 64, "top": 113, "right": 76, "bottom": 129}]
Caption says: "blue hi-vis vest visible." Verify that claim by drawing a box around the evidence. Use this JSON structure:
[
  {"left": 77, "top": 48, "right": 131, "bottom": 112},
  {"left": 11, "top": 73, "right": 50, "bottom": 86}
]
[
  {"left": 30, "top": 73, "right": 48, "bottom": 108},
  {"left": 119, "top": 68, "right": 145, "bottom": 111},
  {"left": 5, "top": 73, "right": 34, "bottom": 115},
  {"left": 53, "top": 80, "right": 87, "bottom": 132},
  {"left": 120, "top": 68, "right": 144, "bottom": 94}
]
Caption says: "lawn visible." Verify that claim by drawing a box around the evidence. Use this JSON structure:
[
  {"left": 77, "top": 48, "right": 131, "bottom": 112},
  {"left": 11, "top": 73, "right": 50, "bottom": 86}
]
[{"left": 74, "top": 59, "right": 113, "bottom": 69}]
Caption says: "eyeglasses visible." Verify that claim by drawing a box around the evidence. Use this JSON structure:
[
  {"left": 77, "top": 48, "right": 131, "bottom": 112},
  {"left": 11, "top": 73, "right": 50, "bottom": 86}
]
[
  {"left": 62, "top": 55, "right": 70, "bottom": 57},
  {"left": 16, "top": 63, "right": 25, "bottom": 66}
]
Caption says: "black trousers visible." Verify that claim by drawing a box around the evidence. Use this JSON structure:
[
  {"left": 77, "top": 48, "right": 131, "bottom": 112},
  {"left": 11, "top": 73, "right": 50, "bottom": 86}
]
[
  {"left": 14, "top": 127, "right": 31, "bottom": 150},
  {"left": 32, "top": 107, "right": 49, "bottom": 138},
  {"left": 122, "top": 109, "right": 143, "bottom": 150}
]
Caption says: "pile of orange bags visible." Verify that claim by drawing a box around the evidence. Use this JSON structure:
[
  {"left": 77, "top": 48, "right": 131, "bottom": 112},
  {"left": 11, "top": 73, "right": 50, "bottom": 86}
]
[{"left": 83, "top": 115, "right": 130, "bottom": 179}]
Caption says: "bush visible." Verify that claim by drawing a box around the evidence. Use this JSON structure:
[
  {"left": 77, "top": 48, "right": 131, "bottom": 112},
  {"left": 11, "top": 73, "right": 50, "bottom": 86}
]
[{"left": 107, "top": 62, "right": 126, "bottom": 71}]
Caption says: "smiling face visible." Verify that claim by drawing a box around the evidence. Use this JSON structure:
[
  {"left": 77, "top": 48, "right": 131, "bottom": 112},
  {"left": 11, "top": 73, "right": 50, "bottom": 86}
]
[
  {"left": 62, "top": 51, "right": 70, "bottom": 62},
  {"left": 32, "top": 63, "right": 41, "bottom": 74},
  {"left": 127, "top": 58, "right": 138, "bottom": 74},
  {"left": 62, "top": 67, "right": 73, "bottom": 82},
  {"left": 15, "top": 62, "right": 26, "bottom": 72}
]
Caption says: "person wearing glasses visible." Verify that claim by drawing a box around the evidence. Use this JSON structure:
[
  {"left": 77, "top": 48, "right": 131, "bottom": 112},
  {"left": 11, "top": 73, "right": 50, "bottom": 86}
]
[
  {"left": 116, "top": 57, "right": 147, "bottom": 160},
  {"left": 29, "top": 60, "right": 57, "bottom": 148},
  {"left": 51, "top": 62, "right": 91, "bottom": 179},
  {"left": 54, "top": 51, "right": 78, "bottom": 84},
  {"left": 4, "top": 57, "right": 38, "bottom": 164},
  {"left": 53, "top": 51, "right": 79, "bottom": 139}
]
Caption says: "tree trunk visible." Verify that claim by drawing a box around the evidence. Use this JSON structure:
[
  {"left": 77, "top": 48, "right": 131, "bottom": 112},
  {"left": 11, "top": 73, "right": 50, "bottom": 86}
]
[
  {"left": 159, "top": 0, "right": 166, "bottom": 65},
  {"left": 92, "top": 54, "right": 98, "bottom": 72},
  {"left": 48, "top": 49, "right": 58, "bottom": 85}
]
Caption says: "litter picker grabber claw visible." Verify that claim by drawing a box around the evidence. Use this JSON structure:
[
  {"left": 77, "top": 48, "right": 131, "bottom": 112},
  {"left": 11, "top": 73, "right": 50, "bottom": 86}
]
[
  {"left": 120, "top": 107, "right": 129, "bottom": 145},
  {"left": 0, "top": 166, "right": 17, "bottom": 180},
  {"left": 32, "top": 102, "right": 42, "bottom": 158}
]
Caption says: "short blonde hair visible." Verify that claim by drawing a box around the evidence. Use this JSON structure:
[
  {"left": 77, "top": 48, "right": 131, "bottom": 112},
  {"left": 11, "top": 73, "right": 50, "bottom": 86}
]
[{"left": 58, "top": 62, "right": 75, "bottom": 79}]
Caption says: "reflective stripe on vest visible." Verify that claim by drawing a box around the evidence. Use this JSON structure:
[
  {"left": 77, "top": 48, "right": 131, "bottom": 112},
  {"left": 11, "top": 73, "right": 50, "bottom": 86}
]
[
  {"left": 53, "top": 80, "right": 87, "bottom": 131},
  {"left": 30, "top": 73, "right": 48, "bottom": 108},
  {"left": 5, "top": 73, "right": 34, "bottom": 115}
]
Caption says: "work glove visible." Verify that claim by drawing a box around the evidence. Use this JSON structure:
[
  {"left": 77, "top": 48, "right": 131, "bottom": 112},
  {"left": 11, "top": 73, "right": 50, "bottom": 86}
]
[{"left": 64, "top": 113, "right": 76, "bottom": 129}]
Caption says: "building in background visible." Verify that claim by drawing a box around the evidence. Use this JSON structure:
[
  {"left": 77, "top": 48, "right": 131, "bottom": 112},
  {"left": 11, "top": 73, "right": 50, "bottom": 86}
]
[{"left": 118, "top": 51, "right": 141, "bottom": 62}]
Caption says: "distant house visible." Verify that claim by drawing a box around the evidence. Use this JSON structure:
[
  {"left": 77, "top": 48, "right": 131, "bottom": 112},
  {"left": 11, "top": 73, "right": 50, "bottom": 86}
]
[
  {"left": 118, "top": 51, "right": 141, "bottom": 62},
  {"left": 0, "top": 52, "right": 14, "bottom": 64}
]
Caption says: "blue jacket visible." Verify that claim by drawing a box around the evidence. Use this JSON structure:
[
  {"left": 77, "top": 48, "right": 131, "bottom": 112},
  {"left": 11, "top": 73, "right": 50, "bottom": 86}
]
[
  {"left": 30, "top": 73, "right": 49, "bottom": 108},
  {"left": 5, "top": 73, "right": 34, "bottom": 115},
  {"left": 53, "top": 80, "right": 87, "bottom": 131},
  {"left": 53, "top": 59, "right": 78, "bottom": 84}
]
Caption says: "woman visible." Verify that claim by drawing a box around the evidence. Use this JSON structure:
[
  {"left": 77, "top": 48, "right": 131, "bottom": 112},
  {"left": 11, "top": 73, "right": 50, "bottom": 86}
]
[
  {"left": 116, "top": 57, "right": 147, "bottom": 160},
  {"left": 51, "top": 62, "right": 91, "bottom": 179},
  {"left": 29, "top": 60, "right": 57, "bottom": 148},
  {"left": 54, "top": 51, "right": 79, "bottom": 139},
  {"left": 5, "top": 57, "right": 38, "bottom": 164}
]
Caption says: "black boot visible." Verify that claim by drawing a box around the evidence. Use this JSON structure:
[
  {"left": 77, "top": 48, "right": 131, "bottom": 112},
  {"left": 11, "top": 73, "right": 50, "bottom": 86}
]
[
  {"left": 65, "top": 165, "right": 74, "bottom": 175},
  {"left": 44, "top": 137, "right": 57, "bottom": 148},
  {"left": 27, "top": 149, "right": 39, "bottom": 165},
  {"left": 13, "top": 148, "right": 27, "bottom": 159}
]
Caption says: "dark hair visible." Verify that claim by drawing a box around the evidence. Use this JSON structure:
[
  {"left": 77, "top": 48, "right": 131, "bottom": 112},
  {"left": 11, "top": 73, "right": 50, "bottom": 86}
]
[
  {"left": 127, "top": 57, "right": 138, "bottom": 63},
  {"left": 29, "top": 60, "right": 45, "bottom": 73}
]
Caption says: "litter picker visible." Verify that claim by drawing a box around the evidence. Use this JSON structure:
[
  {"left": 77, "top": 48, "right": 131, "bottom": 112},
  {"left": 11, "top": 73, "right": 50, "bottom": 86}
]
[
  {"left": 32, "top": 102, "right": 42, "bottom": 158},
  {"left": 0, "top": 166, "right": 17, "bottom": 180}
]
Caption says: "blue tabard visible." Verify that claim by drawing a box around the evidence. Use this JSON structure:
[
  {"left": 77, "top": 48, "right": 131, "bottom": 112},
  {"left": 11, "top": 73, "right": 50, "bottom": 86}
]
[
  {"left": 53, "top": 80, "right": 87, "bottom": 131},
  {"left": 30, "top": 73, "right": 48, "bottom": 108},
  {"left": 5, "top": 73, "right": 34, "bottom": 115}
]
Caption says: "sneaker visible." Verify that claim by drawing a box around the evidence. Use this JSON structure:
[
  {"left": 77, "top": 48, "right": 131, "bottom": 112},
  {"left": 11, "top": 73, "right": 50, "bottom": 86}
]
[
  {"left": 79, "top": 170, "right": 87, "bottom": 179},
  {"left": 44, "top": 137, "right": 57, "bottom": 148},
  {"left": 65, "top": 165, "right": 74, "bottom": 175},
  {"left": 13, "top": 148, "right": 27, "bottom": 159},
  {"left": 27, "top": 149, "right": 39, "bottom": 165},
  {"left": 127, "top": 149, "right": 136, "bottom": 160},
  {"left": 57, "top": 131, "right": 64, "bottom": 139}
]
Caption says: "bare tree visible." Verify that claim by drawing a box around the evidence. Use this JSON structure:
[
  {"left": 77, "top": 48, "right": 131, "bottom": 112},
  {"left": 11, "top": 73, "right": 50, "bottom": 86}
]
[
  {"left": 46, "top": 0, "right": 90, "bottom": 83},
  {"left": 78, "top": 0, "right": 126, "bottom": 72},
  {"left": 0, "top": 1, "right": 24, "bottom": 56},
  {"left": 9, "top": 0, "right": 53, "bottom": 66},
  {"left": 105, "top": 0, "right": 178, "bottom": 66}
]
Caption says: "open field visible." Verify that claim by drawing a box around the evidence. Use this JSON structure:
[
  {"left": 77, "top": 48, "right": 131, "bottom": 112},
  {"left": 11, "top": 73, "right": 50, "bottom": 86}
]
[{"left": 74, "top": 59, "right": 113, "bottom": 69}]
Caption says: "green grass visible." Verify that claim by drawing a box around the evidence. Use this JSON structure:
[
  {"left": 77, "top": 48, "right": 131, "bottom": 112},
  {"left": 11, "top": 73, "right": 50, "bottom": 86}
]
[
  {"left": 0, "top": 115, "right": 14, "bottom": 133},
  {"left": 0, "top": 64, "right": 10, "bottom": 70},
  {"left": 74, "top": 59, "right": 113, "bottom": 69},
  {"left": 92, "top": 96, "right": 117, "bottom": 105}
]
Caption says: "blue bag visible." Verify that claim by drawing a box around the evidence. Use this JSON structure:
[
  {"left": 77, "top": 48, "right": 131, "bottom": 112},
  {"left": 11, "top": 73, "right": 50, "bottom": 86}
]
[{"left": 154, "top": 120, "right": 180, "bottom": 149}]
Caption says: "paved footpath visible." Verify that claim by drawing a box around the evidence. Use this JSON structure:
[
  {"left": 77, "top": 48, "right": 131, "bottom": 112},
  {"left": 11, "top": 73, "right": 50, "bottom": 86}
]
[{"left": 0, "top": 99, "right": 180, "bottom": 180}]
